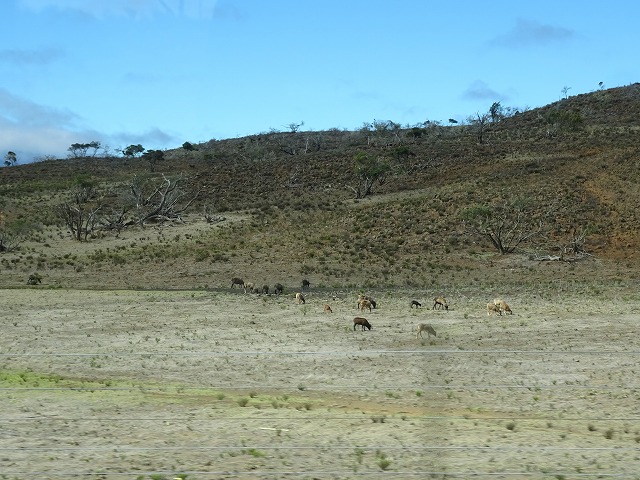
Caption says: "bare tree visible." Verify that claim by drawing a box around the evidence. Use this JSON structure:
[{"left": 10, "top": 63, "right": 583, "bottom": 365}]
[
  {"left": 99, "top": 206, "right": 132, "bottom": 235},
  {"left": 460, "top": 199, "right": 545, "bottom": 254},
  {"left": 285, "top": 121, "right": 304, "bottom": 133},
  {"left": 129, "top": 174, "right": 200, "bottom": 226},
  {"left": 359, "top": 122, "right": 375, "bottom": 146},
  {"left": 533, "top": 225, "right": 595, "bottom": 262},
  {"left": 559, "top": 225, "right": 594, "bottom": 259},
  {"left": 468, "top": 112, "right": 490, "bottom": 144},
  {"left": 57, "top": 183, "right": 103, "bottom": 241}
]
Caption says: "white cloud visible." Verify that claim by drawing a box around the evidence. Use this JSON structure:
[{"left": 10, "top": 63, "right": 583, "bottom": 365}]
[
  {"left": 0, "top": 88, "right": 78, "bottom": 127},
  {"left": 0, "top": 89, "right": 87, "bottom": 160},
  {"left": 115, "top": 128, "right": 174, "bottom": 148},
  {"left": 0, "top": 122, "right": 80, "bottom": 161},
  {"left": 0, "top": 88, "right": 176, "bottom": 162}
]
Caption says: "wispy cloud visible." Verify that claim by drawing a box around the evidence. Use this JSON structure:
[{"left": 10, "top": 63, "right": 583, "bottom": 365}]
[
  {"left": 0, "top": 88, "right": 176, "bottom": 161},
  {"left": 0, "top": 47, "right": 64, "bottom": 66},
  {"left": 0, "top": 88, "right": 83, "bottom": 159},
  {"left": 0, "top": 88, "right": 78, "bottom": 127},
  {"left": 18, "top": 0, "right": 222, "bottom": 20},
  {"left": 490, "top": 18, "right": 574, "bottom": 48},
  {"left": 115, "top": 128, "right": 174, "bottom": 148},
  {"left": 462, "top": 81, "right": 508, "bottom": 102}
]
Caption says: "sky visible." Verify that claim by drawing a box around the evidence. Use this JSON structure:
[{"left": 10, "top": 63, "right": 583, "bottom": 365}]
[{"left": 0, "top": 0, "right": 638, "bottom": 164}]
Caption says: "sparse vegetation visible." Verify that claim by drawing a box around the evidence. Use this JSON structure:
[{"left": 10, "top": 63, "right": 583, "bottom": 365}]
[{"left": 1, "top": 85, "right": 640, "bottom": 477}]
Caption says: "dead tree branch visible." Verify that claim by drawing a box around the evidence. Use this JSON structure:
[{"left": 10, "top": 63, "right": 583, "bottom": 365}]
[
  {"left": 57, "top": 185, "right": 103, "bottom": 241},
  {"left": 129, "top": 174, "right": 201, "bottom": 226}
]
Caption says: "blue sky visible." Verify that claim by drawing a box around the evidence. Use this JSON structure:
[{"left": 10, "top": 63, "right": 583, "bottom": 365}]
[{"left": 1, "top": 0, "right": 638, "bottom": 163}]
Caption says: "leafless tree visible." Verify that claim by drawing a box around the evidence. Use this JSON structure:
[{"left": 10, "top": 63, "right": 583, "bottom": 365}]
[
  {"left": 460, "top": 199, "right": 546, "bottom": 254},
  {"left": 468, "top": 112, "right": 490, "bottom": 144},
  {"left": 129, "top": 174, "right": 200, "bottom": 226},
  {"left": 285, "top": 121, "right": 304, "bottom": 133},
  {"left": 99, "top": 206, "right": 132, "bottom": 235},
  {"left": 559, "top": 226, "right": 594, "bottom": 259},
  {"left": 57, "top": 184, "right": 103, "bottom": 241}
]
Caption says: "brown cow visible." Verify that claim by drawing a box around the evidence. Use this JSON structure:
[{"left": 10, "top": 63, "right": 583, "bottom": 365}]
[
  {"left": 353, "top": 317, "right": 372, "bottom": 331},
  {"left": 433, "top": 297, "right": 448, "bottom": 310}
]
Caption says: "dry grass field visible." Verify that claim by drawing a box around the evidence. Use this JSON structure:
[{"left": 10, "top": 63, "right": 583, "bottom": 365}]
[
  {"left": 2, "top": 84, "right": 640, "bottom": 479},
  {"left": 3, "top": 283, "right": 640, "bottom": 479}
]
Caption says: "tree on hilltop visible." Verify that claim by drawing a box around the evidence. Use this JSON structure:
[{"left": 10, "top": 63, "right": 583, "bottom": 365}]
[
  {"left": 4, "top": 151, "right": 17, "bottom": 166},
  {"left": 122, "top": 144, "right": 145, "bottom": 158},
  {"left": 67, "top": 141, "right": 101, "bottom": 158}
]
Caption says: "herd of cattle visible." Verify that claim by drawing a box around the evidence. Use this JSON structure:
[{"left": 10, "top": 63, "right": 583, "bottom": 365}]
[{"left": 230, "top": 277, "right": 513, "bottom": 341}]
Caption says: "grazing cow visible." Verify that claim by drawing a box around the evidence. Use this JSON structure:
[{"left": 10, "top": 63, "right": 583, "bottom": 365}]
[
  {"left": 243, "top": 282, "right": 255, "bottom": 294},
  {"left": 486, "top": 302, "right": 502, "bottom": 316},
  {"left": 262, "top": 285, "right": 269, "bottom": 295},
  {"left": 296, "top": 292, "right": 306, "bottom": 304},
  {"left": 357, "top": 294, "right": 377, "bottom": 309},
  {"left": 353, "top": 317, "right": 372, "bottom": 331},
  {"left": 274, "top": 283, "right": 284, "bottom": 295},
  {"left": 231, "top": 277, "right": 244, "bottom": 289},
  {"left": 301, "top": 279, "right": 311, "bottom": 289},
  {"left": 323, "top": 304, "right": 333, "bottom": 313},
  {"left": 494, "top": 298, "right": 513, "bottom": 315},
  {"left": 410, "top": 300, "right": 422, "bottom": 309},
  {"left": 433, "top": 297, "right": 449, "bottom": 310},
  {"left": 416, "top": 323, "right": 437, "bottom": 339},
  {"left": 358, "top": 299, "right": 372, "bottom": 312}
]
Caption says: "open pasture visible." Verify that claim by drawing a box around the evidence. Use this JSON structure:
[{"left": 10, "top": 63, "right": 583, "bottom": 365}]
[{"left": 2, "top": 288, "right": 640, "bottom": 479}]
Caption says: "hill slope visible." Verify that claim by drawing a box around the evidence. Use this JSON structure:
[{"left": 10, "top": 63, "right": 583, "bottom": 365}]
[{"left": 1, "top": 84, "right": 639, "bottom": 293}]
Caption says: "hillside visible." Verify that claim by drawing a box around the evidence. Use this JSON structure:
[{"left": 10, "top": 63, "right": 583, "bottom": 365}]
[{"left": 1, "top": 84, "right": 640, "bottom": 293}]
